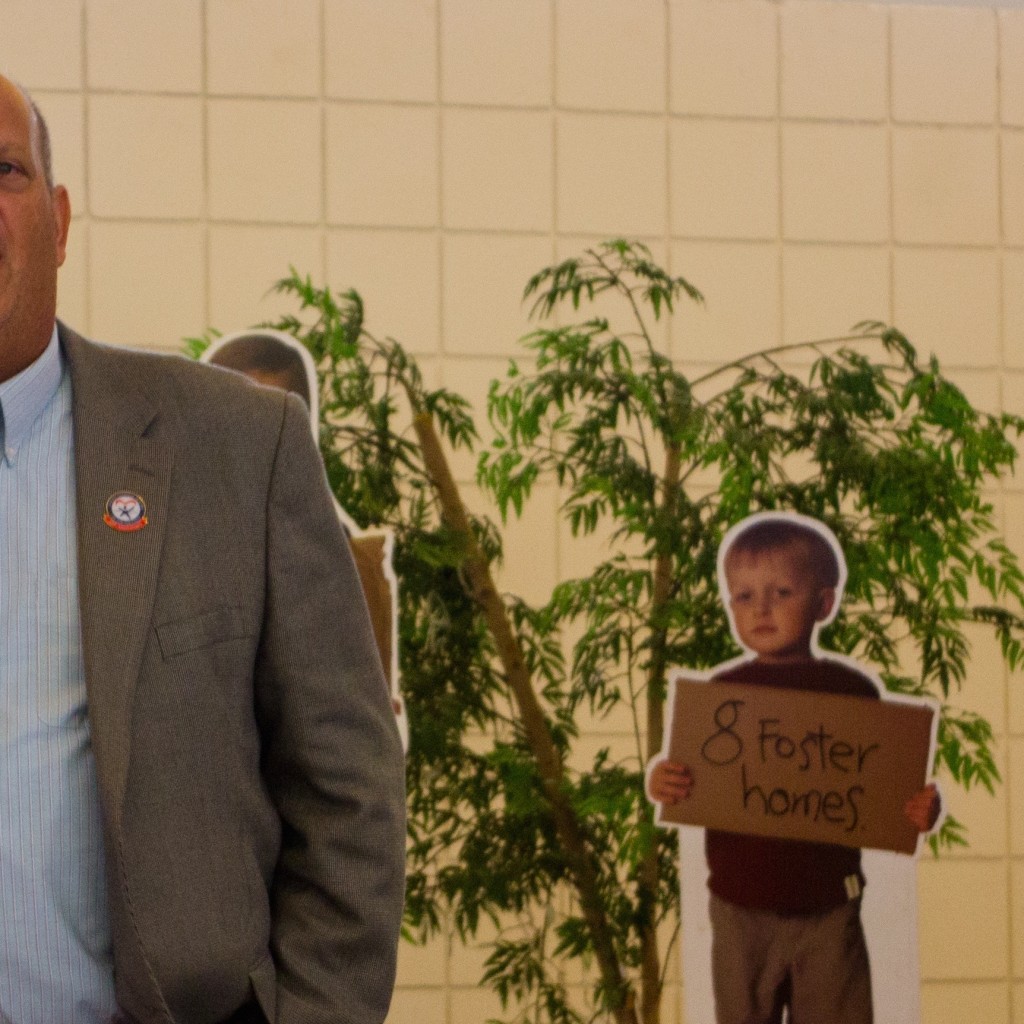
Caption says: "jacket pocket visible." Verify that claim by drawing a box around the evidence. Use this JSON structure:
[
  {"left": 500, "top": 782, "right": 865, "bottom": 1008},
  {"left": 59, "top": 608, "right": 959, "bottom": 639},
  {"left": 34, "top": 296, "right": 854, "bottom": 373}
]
[{"left": 155, "top": 606, "right": 251, "bottom": 660}]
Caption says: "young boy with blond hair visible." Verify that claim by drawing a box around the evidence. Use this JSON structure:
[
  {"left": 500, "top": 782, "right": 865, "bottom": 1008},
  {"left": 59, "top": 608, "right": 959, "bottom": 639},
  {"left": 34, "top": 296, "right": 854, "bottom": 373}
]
[{"left": 649, "top": 514, "right": 938, "bottom": 1024}]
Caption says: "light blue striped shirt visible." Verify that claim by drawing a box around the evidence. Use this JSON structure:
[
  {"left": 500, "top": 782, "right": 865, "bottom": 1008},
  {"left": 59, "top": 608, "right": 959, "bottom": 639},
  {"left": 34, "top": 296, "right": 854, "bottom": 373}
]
[{"left": 0, "top": 327, "right": 116, "bottom": 1023}]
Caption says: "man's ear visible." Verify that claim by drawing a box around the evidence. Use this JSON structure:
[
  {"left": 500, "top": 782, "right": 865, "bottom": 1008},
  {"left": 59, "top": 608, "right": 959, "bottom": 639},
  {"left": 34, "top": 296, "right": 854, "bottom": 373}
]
[
  {"left": 816, "top": 587, "right": 836, "bottom": 622},
  {"left": 52, "top": 184, "right": 70, "bottom": 267}
]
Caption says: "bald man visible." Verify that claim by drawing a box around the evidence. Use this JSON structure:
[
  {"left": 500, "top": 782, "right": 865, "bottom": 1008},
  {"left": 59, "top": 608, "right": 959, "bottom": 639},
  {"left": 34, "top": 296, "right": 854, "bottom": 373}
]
[{"left": 0, "top": 75, "right": 404, "bottom": 1024}]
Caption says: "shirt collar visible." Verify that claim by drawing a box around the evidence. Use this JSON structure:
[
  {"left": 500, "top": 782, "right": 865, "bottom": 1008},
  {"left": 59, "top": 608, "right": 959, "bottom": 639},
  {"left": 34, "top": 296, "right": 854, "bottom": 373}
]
[{"left": 0, "top": 324, "right": 63, "bottom": 466}]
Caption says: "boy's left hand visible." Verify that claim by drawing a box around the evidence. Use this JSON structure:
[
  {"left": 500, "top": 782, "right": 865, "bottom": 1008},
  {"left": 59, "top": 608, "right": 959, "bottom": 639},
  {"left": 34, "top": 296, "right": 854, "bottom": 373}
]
[{"left": 904, "top": 783, "right": 941, "bottom": 833}]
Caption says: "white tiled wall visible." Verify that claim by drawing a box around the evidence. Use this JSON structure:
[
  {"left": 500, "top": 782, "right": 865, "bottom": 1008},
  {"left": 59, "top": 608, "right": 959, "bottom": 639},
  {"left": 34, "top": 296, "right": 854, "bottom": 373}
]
[{"left": 4, "top": 2, "right": 1024, "bottom": 1022}]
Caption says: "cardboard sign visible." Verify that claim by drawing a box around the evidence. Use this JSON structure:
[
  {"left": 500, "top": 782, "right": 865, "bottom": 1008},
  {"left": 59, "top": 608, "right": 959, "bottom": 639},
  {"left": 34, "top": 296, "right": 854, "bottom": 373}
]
[{"left": 660, "top": 674, "right": 934, "bottom": 854}]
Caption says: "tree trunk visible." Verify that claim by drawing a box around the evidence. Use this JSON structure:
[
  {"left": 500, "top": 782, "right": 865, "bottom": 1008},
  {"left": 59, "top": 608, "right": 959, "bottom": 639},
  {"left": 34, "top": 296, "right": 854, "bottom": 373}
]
[
  {"left": 412, "top": 411, "right": 640, "bottom": 1024},
  {"left": 638, "top": 439, "right": 683, "bottom": 1024}
]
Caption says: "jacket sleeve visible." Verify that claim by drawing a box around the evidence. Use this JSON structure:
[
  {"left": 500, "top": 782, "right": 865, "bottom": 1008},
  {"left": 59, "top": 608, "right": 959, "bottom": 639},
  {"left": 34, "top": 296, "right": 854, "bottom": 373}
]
[{"left": 253, "top": 394, "right": 406, "bottom": 1024}]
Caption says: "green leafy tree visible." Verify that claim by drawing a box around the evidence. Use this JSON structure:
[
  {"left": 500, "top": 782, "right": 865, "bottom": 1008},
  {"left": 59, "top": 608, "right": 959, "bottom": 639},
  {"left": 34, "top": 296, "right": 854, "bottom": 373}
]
[{"left": 206, "top": 241, "right": 1024, "bottom": 1024}]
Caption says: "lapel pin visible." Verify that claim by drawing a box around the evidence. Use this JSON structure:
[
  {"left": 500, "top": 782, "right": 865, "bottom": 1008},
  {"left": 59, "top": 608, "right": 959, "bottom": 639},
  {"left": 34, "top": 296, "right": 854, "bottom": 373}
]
[{"left": 104, "top": 492, "right": 148, "bottom": 532}]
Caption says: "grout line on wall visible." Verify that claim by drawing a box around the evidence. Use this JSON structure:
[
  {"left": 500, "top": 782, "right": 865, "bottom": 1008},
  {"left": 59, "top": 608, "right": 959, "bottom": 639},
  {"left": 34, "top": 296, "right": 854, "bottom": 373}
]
[
  {"left": 549, "top": 0, "right": 559, "bottom": 251},
  {"left": 549, "top": 0, "right": 564, "bottom": 587},
  {"left": 997, "top": 12, "right": 1008, "bottom": 384},
  {"left": 885, "top": 4, "right": 896, "bottom": 328},
  {"left": 68, "top": 215, "right": 1024, "bottom": 256},
  {"left": 663, "top": 0, "right": 674, "bottom": 362},
  {"left": 775, "top": 0, "right": 784, "bottom": 350},
  {"left": 94, "top": 88, "right": 1002, "bottom": 131},
  {"left": 200, "top": 0, "right": 212, "bottom": 334},
  {"left": 76, "top": 0, "right": 91, "bottom": 335},
  {"left": 435, "top": 0, "right": 447, "bottom": 374},
  {"left": 993, "top": 16, "right": 1017, "bottom": 1014},
  {"left": 318, "top": 0, "right": 328, "bottom": 285}
]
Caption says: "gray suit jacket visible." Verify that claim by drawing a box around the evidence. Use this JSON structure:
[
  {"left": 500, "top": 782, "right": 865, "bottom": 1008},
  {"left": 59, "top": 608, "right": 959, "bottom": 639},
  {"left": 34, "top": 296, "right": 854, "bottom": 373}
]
[{"left": 60, "top": 324, "right": 406, "bottom": 1024}]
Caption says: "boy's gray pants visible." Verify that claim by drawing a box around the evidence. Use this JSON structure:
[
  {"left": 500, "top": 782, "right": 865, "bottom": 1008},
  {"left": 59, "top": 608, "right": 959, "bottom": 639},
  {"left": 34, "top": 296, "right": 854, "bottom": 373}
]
[{"left": 709, "top": 893, "right": 872, "bottom": 1024}]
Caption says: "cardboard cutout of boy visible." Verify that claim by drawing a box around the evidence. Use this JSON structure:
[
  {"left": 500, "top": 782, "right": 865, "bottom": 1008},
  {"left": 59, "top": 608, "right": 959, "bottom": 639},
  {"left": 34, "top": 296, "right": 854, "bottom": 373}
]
[
  {"left": 647, "top": 512, "right": 941, "bottom": 1024},
  {"left": 202, "top": 330, "right": 408, "bottom": 752}
]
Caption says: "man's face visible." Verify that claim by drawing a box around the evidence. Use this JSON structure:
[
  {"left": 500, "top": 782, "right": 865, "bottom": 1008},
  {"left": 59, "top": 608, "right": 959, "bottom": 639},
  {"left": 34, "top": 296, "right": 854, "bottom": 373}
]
[
  {"left": 725, "top": 546, "right": 834, "bottom": 663},
  {"left": 0, "top": 76, "right": 70, "bottom": 381}
]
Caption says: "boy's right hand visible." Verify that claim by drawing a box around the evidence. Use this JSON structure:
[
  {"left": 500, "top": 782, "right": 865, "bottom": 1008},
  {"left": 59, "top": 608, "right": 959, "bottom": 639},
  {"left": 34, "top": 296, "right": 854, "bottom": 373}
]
[{"left": 648, "top": 760, "right": 693, "bottom": 805}]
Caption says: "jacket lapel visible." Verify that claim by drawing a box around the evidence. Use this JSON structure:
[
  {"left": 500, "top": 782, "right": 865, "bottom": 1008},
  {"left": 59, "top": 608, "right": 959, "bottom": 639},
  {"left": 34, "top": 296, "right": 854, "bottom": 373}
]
[{"left": 62, "top": 325, "right": 174, "bottom": 831}]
